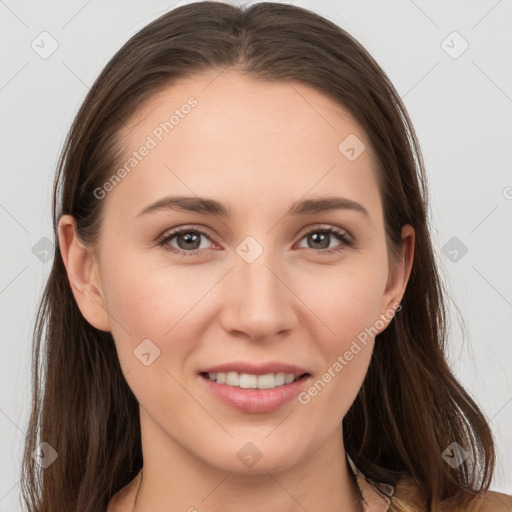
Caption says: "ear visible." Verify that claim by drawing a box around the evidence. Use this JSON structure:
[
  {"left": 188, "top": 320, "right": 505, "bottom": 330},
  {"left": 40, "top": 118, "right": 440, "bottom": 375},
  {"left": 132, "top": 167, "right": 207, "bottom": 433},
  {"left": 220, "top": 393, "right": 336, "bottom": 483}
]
[
  {"left": 57, "top": 215, "right": 111, "bottom": 332},
  {"left": 378, "top": 224, "right": 415, "bottom": 325}
]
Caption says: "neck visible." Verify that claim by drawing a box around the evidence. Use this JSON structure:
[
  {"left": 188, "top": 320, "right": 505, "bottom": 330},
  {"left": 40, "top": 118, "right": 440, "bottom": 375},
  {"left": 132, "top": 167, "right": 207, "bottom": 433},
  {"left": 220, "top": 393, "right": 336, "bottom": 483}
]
[{"left": 131, "top": 410, "right": 363, "bottom": 512}]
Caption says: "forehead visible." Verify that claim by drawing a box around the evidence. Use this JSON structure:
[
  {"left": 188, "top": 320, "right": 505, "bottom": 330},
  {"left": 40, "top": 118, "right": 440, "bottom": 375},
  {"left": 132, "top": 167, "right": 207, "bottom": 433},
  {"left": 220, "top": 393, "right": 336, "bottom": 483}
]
[
  {"left": 123, "top": 70, "right": 365, "bottom": 145},
  {"left": 108, "top": 70, "right": 381, "bottom": 221}
]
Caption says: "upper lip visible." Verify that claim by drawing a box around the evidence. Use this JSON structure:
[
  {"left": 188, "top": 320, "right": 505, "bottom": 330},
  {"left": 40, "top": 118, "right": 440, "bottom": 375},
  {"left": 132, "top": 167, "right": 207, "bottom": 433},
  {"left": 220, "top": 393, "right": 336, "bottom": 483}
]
[{"left": 200, "top": 362, "right": 310, "bottom": 377}]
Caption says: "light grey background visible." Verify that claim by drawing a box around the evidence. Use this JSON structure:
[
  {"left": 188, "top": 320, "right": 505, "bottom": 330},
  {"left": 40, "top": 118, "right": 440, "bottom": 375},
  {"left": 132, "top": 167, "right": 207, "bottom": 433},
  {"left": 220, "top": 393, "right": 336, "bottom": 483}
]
[{"left": 1, "top": 0, "right": 511, "bottom": 509}]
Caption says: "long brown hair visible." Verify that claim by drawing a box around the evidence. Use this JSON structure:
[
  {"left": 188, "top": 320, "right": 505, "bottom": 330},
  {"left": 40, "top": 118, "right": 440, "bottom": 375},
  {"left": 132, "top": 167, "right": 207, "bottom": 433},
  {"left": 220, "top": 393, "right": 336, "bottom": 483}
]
[{"left": 21, "top": 2, "right": 495, "bottom": 511}]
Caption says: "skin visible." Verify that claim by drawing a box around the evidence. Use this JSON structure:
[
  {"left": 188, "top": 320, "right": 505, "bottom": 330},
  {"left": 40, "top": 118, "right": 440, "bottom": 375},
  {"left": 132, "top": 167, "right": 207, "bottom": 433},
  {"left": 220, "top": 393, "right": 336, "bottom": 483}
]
[{"left": 58, "top": 70, "right": 415, "bottom": 512}]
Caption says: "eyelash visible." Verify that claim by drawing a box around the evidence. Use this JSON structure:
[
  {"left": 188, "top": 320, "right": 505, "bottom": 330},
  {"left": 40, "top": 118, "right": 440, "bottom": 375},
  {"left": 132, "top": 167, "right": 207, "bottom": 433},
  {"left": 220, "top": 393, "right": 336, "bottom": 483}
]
[{"left": 157, "top": 225, "right": 354, "bottom": 257}]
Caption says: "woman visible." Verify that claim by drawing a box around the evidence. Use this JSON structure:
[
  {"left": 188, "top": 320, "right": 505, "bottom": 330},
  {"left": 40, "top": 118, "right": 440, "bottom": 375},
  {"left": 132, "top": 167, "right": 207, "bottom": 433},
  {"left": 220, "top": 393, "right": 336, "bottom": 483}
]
[{"left": 21, "top": 2, "right": 511, "bottom": 511}]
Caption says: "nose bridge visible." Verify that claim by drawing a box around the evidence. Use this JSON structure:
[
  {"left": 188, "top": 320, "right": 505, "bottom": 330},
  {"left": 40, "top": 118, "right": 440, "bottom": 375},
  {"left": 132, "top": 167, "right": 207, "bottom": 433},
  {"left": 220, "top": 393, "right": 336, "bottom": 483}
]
[{"left": 221, "top": 239, "right": 296, "bottom": 339}]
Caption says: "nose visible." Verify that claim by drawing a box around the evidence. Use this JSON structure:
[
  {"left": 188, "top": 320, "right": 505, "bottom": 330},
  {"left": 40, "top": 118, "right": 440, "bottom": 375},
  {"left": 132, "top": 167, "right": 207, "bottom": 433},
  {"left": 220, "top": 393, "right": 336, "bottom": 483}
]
[{"left": 218, "top": 251, "right": 298, "bottom": 342}]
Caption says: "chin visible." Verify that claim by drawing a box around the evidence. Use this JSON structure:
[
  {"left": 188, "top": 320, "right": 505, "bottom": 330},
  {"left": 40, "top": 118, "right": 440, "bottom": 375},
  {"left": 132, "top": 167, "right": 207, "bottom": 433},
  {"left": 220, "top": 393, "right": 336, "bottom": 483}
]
[{"left": 198, "top": 436, "right": 308, "bottom": 475}]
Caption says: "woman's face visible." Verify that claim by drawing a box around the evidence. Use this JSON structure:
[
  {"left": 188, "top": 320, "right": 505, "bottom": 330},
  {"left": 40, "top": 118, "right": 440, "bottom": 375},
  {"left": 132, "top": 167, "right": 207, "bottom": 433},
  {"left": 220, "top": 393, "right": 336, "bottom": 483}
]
[{"left": 61, "top": 70, "right": 413, "bottom": 474}]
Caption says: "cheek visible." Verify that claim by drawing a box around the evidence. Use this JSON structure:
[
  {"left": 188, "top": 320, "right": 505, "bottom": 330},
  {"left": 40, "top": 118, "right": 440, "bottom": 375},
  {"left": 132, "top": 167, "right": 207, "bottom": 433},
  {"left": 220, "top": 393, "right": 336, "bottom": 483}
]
[
  {"left": 98, "top": 255, "right": 199, "bottom": 411},
  {"left": 98, "top": 248, "right": 216, "bottom": 372},
  {"left": 97, "top": 249, "right": 168, "bottom": 358},
  {"left": 294, "top": 261, "right": 386, "bottom": 409},
  {"left": 303, "top": 257, "right": 387, "bottom": 340},
  {"left": 297, "top": 298, "right": 377, "bottom": 429}
]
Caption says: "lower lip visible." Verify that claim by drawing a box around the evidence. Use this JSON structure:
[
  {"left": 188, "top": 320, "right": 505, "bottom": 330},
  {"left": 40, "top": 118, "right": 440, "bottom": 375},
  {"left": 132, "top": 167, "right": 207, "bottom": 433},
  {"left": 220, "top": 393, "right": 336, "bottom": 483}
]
[{"left": 199, "top": 373, "right": 311, "bottom": 414}]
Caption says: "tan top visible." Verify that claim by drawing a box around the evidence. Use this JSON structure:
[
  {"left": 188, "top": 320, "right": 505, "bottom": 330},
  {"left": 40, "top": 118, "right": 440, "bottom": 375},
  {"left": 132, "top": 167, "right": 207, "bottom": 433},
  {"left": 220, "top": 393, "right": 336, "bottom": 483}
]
[
  {"left": 346, "top": 452, "right": 394, "bottom": 512},
  {"left": 347, "top": 452, "right": 512, "bottom": 512}
]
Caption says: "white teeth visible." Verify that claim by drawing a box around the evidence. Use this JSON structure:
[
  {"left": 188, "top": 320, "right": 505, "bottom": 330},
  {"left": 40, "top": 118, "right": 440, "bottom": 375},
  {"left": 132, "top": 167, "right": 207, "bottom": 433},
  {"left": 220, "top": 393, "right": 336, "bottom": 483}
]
[
  {"left": 239, "top": 373, "right": 258, "bottom": 388},
  {"left": 257, "top": 373, "right": 276, "bottom": 389},
  {"left": 274, "top": 373, "right": 286, "bottom": 386},
  {"left": 206, "top": 371, "right": 301, "bottom": 389},
  {"left": 284, "top": 373, "right": 295, "bottom": 384},
  {"left": 226, "top": 371, "right": 239, "bottom": 386}
]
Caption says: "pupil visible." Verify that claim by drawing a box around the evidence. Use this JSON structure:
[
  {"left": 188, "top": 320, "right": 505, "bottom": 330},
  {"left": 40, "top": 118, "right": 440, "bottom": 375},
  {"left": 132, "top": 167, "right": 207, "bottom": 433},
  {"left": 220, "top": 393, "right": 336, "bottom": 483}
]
[
  {"left": 310, "top": 232, "right": 328, "bottom": 249},
  {"left": 179, "top": 232, "right": 200, "bottom": 250}
]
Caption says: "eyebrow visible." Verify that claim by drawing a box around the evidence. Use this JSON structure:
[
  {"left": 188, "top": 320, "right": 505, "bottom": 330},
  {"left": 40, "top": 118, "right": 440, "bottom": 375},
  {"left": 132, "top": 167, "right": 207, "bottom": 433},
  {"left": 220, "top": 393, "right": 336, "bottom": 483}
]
[{"left": 136, "top": 195, "right": 369, "bottom": 218}]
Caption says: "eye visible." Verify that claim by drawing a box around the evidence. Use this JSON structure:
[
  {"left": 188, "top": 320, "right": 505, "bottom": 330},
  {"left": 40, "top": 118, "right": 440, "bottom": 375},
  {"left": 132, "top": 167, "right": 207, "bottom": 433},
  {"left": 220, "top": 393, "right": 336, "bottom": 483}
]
[
  {"left": 296, "top": 226, "right": 354, "bottom": 255},
  {"left": 157, "top": 225, "right": 354, "bottom": 257},
  {"left": 157, "top": 227, "right": 216, "bottom": 256}
]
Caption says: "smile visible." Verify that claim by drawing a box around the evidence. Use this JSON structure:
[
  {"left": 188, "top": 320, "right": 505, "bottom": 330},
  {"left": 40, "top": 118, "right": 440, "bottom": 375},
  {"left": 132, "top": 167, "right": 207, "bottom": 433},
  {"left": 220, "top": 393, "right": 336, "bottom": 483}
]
[{"left": 198, "top": 372, "right": 311, "bottom": 414}]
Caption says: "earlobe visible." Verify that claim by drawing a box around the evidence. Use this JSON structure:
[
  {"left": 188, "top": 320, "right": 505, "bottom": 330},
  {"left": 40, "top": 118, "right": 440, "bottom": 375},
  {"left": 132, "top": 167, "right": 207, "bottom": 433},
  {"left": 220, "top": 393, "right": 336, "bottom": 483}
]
[{"left": 57, "top": 215, "right": 111, "bottom": 332}]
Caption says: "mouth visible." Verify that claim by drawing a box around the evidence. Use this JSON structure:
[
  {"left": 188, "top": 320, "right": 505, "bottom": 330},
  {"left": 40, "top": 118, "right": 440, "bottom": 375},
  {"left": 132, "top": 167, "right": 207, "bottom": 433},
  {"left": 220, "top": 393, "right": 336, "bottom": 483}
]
[{"left": 197, "top": 367, "right": 312, "bottom": 414}]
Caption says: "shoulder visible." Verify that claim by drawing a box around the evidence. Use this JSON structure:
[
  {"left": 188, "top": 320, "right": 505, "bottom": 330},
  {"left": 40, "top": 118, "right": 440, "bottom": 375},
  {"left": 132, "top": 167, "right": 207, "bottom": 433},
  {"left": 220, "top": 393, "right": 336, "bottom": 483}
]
[
  {"left": 393, "top": 476, "right": 512, "bottom": 512},
  {"left": 438, "top": 489, "right": 512, "bottom": 512},
  {"left": 475, "top": 490, "right": 512, "bottom": 511}
]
